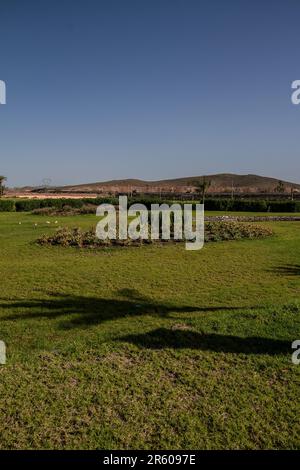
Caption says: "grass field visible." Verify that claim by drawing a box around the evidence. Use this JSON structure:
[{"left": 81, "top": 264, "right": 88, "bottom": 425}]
[{"left": 0, "top": 212, "right": 299, "bottom": 449}]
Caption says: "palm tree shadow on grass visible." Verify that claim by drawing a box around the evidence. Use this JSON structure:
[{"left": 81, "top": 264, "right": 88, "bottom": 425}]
[
  {"left": 118, "top": 328, "right": 290, "bottom": 355},
  {"left": 0, "top": 290, "right": 287, "bottom": 354},
  {"left": 271, "top": 264, "right": 300, "bottom": 276},
  {"left": 0, "top": 289, "right": 255, "bottom": 330}
]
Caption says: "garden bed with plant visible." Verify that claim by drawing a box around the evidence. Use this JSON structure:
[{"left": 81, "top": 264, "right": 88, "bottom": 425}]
[{"left": 36, "top": 222, "right": 273, "bottom": 248}]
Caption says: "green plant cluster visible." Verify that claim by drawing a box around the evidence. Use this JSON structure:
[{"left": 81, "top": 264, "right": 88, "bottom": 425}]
[
  {"left": 205, "top": 221, "right": 273, "bottom": 241},
  {"left": 37, "top": 221, "right": 273, "bottom": 248}
]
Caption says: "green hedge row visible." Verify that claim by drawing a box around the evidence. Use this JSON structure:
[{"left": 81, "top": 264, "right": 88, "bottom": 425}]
[
  {"left": 15, "top": 198, "right": 86, "bottom": 211},
  {"left": 128, "top": 197, "right": 300, "bottom": 212},
  {"left": 203, "top": 198, "right": 300, "bottom": 212},
  {"left": 0, "top": 197, "right": 300, "bottom": 212},
  {"left": 0, "top": 199, "right": 15, "bottom": 211}
]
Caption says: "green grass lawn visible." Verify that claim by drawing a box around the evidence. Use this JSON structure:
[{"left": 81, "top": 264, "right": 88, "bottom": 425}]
[{"left": 0, "top": 212, "right": 299, "bottom": 449}]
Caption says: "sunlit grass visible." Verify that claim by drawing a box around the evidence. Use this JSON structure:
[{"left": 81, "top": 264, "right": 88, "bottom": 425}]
[{"left": 0, "top": 212, "right": 299, "bottom": 449}]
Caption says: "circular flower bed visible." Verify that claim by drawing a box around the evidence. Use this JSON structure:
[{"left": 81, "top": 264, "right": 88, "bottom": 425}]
[{"left": 36, "top": 221, "right": 273, "bottom": 248}]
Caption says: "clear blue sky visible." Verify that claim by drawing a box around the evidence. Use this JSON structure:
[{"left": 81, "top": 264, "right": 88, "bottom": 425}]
[{"left": 0, "top": 0, "right": 300, "bottom": 187}]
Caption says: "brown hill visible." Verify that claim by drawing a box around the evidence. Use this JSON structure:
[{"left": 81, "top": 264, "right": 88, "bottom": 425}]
[{"left": 58, "top": 173, "right": 300, "bottom": 195}]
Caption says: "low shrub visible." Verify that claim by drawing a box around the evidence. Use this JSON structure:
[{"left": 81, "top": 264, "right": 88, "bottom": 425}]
[
  {"left": 205, "top": 198, "right": 268, "bottom": 212},
  {"left": 15, "top": 200, "right": 43, "bottom": 211},
  {"left": 32, "top": 204, "right": 96, "bottom": 216},
  {"left": 228, "top": 199, "right": 269, "bottom": 212},
  {"left": 37, "top": 221, "right": 273, "bottom": 248},
  {"left": 37, "top": 227, "right": 118, "bottom": 248},
  {"left": 0, "top": 199, "right": 15, "bottom": 212},
  {"left": 267, "top": 201, "right": 297, "bottom": 213},
  {"left": 15, "top": 198, "right": 85, "bottom": 212},
  {"left": 31, "top": 207, "right": 56, "bottom": 216},
  {"left": 204, "top": 221, "right": 273, "bottom": 242},
  {"left": 204, "top": 199, "right": 228, "bottom": 211}
]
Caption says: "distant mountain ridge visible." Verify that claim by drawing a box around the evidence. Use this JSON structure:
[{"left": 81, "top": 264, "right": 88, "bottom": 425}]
[{"left": 57, "top": 173, "right": 300, "bottom": 194}]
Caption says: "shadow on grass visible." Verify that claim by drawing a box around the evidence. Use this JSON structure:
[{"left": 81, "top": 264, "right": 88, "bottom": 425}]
[
  {"left": 272, "top": 264, "right": 300, "bottom": 276},
  {"left": 0, "top": 289, "right": 253, "bottom": 329},
  {"left": 119, "top": 328, "right": 290, "bottom": 355}
]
